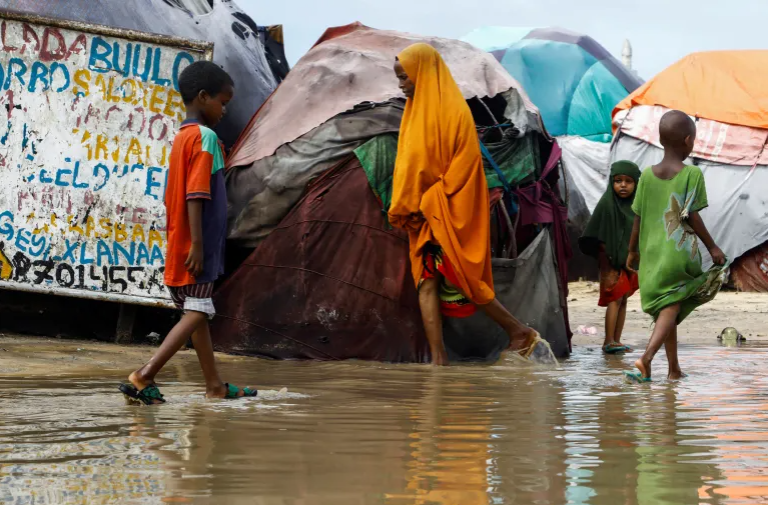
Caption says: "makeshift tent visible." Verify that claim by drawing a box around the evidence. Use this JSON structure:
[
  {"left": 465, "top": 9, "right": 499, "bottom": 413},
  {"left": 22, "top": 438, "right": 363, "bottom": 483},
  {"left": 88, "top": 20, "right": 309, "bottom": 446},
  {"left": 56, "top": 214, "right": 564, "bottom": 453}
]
[
  {"left": 2, "top": 0, "right": 285, "bottom": 147},
  {"left": 611, "top": 51, "right": 768, "bottom": 291},
  {"left": 462, "top": 27, "right": 643, "bottom": 280},
  {"left": 213, "top": 24, "right": 572, "bottom": 362}
]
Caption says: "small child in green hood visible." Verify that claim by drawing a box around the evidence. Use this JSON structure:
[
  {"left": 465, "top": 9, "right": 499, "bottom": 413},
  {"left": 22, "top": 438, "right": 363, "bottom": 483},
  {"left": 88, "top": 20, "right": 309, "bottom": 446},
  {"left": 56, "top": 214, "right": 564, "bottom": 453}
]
[{"left": 579, "top": 160, "right": 641, "bottom": 355}]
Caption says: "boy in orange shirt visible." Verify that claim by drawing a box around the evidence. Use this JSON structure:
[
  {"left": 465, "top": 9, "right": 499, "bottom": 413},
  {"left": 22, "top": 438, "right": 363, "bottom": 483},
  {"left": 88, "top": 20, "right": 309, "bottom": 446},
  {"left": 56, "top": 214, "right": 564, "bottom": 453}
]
[{"left": 119, "top": 61, "right": 256, "bottom": 405}]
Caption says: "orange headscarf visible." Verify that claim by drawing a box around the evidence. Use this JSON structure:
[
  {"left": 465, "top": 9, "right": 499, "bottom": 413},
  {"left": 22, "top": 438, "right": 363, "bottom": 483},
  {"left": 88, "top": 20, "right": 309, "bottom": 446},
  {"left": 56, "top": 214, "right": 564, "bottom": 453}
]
[{"left": 388, "top": 43, "right": 495, "bottom": 305}]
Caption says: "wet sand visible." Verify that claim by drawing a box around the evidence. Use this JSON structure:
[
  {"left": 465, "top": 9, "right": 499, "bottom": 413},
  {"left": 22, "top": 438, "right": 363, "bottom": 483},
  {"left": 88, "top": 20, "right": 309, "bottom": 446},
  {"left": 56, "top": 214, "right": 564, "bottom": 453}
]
[
  {"left": 1, "top": 281, "right": 766, "bottom": 376},
  {"left": 0, "top": 335, "right": 245, "bottom": 377},
  {"left": 569, "top": 281, "right": 768, "bottom": 346}
]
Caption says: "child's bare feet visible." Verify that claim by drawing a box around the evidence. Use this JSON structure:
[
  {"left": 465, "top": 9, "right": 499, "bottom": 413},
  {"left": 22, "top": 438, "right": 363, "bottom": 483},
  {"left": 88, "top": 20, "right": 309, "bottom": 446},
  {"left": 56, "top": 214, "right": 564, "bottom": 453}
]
[
  {"left": 668, "top": 368, "right": 686, "bottom": 380},
  {"left": 634, "top": 358, "right": 651, "bottom": 379}
]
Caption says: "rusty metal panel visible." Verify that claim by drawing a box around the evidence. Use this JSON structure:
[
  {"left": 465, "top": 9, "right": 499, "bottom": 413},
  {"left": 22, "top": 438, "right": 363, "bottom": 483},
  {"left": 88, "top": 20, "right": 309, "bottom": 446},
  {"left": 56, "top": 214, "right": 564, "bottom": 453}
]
[{"left": 0, "top": 12, "right": 213, "bottom": 308}]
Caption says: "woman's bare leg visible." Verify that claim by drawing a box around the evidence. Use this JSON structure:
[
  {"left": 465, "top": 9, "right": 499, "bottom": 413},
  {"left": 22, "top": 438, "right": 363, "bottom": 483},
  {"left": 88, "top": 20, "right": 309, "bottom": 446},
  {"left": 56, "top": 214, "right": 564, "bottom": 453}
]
[
  {"left": 419, "top": 277, "right": 448, "bottom": 366},
  {"left": 480, "top": 298, "right": 538, "bottom": 352}
]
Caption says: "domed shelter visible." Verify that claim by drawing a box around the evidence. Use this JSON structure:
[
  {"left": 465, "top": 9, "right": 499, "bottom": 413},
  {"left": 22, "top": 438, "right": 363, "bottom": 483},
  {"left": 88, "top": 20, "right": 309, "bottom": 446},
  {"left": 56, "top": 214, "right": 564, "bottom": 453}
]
[
  {"left": 3, "top": 0, "right": 286, "bottom": 147},
  {"left": 213, "top": 23, "right": 573, "bottom": 362},
  {"left": 612, "top": 51, "right": 768, "bottom": 291},
  {"left": 461, "top": 27, "right": 643, "bottom": 280}
]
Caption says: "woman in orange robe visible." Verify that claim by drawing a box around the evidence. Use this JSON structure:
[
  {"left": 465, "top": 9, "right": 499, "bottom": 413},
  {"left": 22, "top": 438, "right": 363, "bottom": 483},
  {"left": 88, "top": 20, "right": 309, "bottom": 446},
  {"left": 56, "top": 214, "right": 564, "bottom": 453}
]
[{"left": 390, "top": 43, "right": 539, "bottom": 365}]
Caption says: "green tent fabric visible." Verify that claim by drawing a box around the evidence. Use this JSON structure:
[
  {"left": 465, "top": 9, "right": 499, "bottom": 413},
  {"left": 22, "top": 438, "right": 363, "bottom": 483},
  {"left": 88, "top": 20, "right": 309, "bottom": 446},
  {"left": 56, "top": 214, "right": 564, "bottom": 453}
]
[{"left": 355, "top": 132, "right": 541, "bottom": 218}]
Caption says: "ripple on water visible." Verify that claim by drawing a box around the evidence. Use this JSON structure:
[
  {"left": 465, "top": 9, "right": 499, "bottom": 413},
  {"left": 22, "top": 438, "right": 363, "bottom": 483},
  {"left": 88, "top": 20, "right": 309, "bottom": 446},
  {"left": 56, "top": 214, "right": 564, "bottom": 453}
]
[{"left": 1, "top": 345, "right": 768, "bottom": 503}]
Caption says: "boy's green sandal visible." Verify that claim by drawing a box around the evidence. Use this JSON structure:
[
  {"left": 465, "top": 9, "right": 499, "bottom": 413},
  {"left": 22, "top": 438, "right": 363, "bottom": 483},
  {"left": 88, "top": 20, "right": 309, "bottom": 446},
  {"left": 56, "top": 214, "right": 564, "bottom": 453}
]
[{"left": 119, "top": 384, "right": 166, "bottom": 405}]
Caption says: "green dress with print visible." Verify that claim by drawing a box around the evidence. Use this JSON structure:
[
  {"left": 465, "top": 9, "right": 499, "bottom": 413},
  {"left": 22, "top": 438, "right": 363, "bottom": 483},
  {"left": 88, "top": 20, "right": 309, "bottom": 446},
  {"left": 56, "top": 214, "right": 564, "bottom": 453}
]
[{"left": 631, "top": 165, "right": 727, "bottom": 322}]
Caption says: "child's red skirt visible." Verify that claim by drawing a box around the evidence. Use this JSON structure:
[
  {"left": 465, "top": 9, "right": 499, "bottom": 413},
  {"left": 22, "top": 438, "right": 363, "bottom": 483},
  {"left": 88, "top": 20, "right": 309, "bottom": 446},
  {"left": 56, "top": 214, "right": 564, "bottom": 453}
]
[{"left": 598, "top": 267, "right": 639, "bottom": 307}]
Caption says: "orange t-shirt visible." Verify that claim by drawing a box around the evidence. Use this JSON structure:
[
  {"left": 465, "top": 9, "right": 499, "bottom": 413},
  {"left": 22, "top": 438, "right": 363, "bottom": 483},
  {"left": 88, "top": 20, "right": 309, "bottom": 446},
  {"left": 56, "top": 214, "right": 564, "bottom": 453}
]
[{"left": 164, "top": 120, "right": 227, "bottom": 287}]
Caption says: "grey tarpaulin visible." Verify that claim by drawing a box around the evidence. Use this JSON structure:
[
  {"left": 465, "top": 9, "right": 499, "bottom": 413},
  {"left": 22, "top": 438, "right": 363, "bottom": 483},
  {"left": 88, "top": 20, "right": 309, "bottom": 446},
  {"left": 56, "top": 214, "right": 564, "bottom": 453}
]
[
  {"left": 1, "top": 0, "right": 281, "bottom": 147},
  {"left": 226, "top": 101, "right": 405, "bottom": 248},
  {"left": 444, "top": 229, "right": 569, "bottom": 361},
  {"left": 557, "top": 136, "right": 611, "bottom": 281}
]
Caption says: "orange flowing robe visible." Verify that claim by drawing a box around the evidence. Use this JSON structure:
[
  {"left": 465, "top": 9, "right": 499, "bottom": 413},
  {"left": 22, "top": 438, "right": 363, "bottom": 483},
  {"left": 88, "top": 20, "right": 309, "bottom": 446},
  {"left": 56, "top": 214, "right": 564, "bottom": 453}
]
[{"left": 388, "top": 43, "right": 495, "bottom": 306}]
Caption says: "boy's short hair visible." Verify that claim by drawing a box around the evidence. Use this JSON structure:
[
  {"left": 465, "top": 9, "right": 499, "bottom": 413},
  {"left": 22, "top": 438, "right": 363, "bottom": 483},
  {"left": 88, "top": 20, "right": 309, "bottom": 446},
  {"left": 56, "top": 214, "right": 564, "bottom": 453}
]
[
  {"left": 659, "top": 110, "right": 696, "bottom": 147},
  {"left": 178, "top": 61, "right": 234, "bottom": 104}
]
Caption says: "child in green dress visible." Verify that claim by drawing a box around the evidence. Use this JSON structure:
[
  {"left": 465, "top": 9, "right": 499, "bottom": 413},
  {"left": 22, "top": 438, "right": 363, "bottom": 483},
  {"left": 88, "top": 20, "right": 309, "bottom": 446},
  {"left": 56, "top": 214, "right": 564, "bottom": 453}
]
[{"left": 625, "top": 110, "right": 727, "bottom": 383}]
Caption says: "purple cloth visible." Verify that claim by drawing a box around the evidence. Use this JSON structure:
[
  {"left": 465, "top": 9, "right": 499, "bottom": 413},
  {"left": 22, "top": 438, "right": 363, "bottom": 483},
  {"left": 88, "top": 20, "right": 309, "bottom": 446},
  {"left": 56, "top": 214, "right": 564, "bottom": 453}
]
[{"left": 513, "top": 141, "right": 573, "bottom": 346}]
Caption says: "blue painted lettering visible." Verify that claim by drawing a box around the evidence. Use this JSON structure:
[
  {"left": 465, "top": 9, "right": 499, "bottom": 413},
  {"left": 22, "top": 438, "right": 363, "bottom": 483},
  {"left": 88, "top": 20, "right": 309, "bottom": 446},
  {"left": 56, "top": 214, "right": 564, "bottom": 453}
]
[
  {"left": 96, "top": 240, "right": 113, "bottom": 266},
  {"left": 5, "top": 58, "right": 27, "bottom": 90},
  {"left": 132, "top": 45, "right": 152, "bottom": 83},
  {"left": 172, "top": 52, "right": 194, "bottom": 92},
  {"left": 113, "top": 241, "right": 136, "bottom": 265},
  {"left": 28, "top": 234, "right": 46, "bottom": 257},
  {"left": 92, "top": 163, "right": 109, "bottom": 191},
  {"left": 71, "top": 161, "right": 88, "bottom": 189},
  {"left": 0, "top": 211, "right": 14, "bottom": 240},
  {"left": 136, "top": 243, "right": 150, "bottom": 265},
  {"left": 89, "top": 37, "right": 112, "bottom": 73},
  {"left": 62, "top": 240, "right": 79, "bottom": 263},
  {"left": 150, "top": 245, "right": 164, "bottom": 265},
  {"left": 28, "top": 61, "right": 49, "bottom": 92},
  {"left": 54, "top": 166, "right": 72, "bottom": 187},
  {"left": 150, "top": 48, "right": 170, "bottom": 87},
  {"left": 145, "top": 166, "right": 163, "bottom": 200},
  {"left": 14, "top": 229, "right": 29, "bottom": 253},
  {"left": 113, "top": 42, "right": 132, "bottom": 77},
  {"left": 50, "top": 62, "right": 70, "bottom": 92},
  {"left": 39, "top": 169, "right": 53, "bottom": 184},
  {"left": 79, "top": 242, "right": 94, "bottom": 265}
]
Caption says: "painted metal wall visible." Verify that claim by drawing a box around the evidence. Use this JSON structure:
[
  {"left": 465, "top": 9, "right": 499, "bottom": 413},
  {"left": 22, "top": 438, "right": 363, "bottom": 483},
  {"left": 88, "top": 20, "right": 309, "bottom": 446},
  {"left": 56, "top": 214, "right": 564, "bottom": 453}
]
[
  {"left": 0, "top": 0, "right": 281, "bottom": 148},
  {"left": 0, "top": 13, "right": 211, "bottom": 307}
]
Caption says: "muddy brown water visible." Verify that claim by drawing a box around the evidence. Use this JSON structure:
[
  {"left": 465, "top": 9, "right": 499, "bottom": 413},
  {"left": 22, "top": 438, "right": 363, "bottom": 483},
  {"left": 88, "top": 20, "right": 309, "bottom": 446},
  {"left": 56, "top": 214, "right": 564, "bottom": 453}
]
[{"left": 2, "top": 344, "right": 768, "bottom": 504}]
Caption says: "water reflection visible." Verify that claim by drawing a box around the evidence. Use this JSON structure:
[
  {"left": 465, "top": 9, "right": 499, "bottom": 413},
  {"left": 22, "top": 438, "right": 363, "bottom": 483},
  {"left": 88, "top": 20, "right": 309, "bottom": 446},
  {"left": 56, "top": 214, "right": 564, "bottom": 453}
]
[{"left": 1, "top": 346, "right": 768, "bottom": 503}]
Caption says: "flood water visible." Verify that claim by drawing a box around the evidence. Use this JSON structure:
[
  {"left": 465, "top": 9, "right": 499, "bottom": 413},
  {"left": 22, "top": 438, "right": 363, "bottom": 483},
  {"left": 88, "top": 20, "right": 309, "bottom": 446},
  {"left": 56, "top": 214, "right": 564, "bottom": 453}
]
[{"left": 2, "top": 344, "right": 768, "bottom": 504}]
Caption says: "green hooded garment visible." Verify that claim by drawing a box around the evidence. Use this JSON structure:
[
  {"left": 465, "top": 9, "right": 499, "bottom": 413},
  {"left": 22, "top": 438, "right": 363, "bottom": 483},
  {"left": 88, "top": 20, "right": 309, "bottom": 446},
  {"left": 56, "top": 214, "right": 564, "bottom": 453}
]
[{"left": 578, "top": 161, "right": 641, "bottom": 270}]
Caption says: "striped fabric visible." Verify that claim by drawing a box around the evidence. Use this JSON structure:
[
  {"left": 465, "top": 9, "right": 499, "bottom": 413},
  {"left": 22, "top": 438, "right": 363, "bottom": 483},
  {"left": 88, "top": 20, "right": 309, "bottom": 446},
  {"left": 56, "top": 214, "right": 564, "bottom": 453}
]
[{"left": 168, "top": 283, "right": 216, "bottom": 319}]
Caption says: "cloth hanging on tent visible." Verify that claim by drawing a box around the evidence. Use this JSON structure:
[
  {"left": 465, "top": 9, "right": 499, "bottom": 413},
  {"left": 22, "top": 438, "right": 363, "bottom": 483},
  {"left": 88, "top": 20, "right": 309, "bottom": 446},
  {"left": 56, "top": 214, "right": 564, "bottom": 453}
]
[
  {"left": 356, "top": 131, "right": 539, "bottom": 219},
  {"left": 513, "top": 141, "right": 573, "bottom": 345}
]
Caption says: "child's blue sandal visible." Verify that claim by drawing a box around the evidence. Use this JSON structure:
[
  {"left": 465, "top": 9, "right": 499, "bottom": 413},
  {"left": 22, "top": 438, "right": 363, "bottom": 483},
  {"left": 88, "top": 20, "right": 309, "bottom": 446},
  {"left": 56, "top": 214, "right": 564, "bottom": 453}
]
[
  {"left": 624, "top": 371, "right": 651, "bottom": 383},
  {"left": 225, "top": 383, "right": 258, "bottom": 399}
]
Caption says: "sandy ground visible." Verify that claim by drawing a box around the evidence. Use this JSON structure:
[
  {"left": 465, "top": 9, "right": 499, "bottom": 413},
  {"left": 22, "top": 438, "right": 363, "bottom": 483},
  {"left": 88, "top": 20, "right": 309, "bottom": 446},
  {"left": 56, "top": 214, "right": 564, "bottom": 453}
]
[
  {"left": 1, "top": 281, "right": 767, "bottom": 376},
  {"left": 0, "top": 335, "right": 246, "bottom": 377},
  {"left": 568, "top": 281, "right": 768, "bottom": 348}
]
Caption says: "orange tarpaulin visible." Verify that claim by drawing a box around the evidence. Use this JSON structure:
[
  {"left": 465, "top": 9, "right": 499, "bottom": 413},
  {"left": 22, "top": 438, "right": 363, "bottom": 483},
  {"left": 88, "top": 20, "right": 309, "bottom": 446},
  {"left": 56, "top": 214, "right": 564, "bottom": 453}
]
[{"left": 613, "top": 51, "right": 768, "bottom": 129}]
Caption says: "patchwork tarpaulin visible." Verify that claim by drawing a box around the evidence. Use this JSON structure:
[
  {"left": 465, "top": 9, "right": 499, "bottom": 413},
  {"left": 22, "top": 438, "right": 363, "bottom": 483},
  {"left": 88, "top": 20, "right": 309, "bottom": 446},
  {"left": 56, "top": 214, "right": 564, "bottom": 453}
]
[
  {"left": 462, "top": 27, "right": 642, "bottom": 282},
  {"left": 462, "top": 26, "right": 642, "bottom": 142},
  {"left": 225, "top": 23, "right": 540, "bottom": 248},
  {"left": 214, "top": 23, "right": 572, "bottom": 361},
  {"left": 2, "top": 0, "right": 284, "bottom": 147},
  {"left": 610, "top": 51, "right": 768, "bottom": 290},
  {"left": 226, "top": 22, "right": 539, "bottom": 171},
  {"left": 212, "top": 156, "right": 571, "bottom": 361}
]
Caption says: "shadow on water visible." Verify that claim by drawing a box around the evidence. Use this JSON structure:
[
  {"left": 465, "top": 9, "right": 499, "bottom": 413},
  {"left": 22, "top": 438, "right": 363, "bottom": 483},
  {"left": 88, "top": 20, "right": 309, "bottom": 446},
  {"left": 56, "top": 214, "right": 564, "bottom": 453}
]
[{"left": 1, "top": 345, "right": 768, "bottom": 503}]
